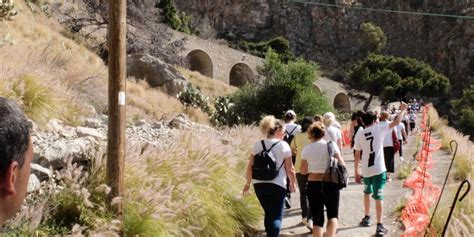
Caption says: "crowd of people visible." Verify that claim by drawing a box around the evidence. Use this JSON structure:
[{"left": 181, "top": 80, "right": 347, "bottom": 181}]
[{"left": 243, "top": 101, "right": 421, "bottom": 237}]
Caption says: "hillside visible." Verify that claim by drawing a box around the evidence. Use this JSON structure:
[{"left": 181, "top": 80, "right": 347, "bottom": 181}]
[{"left": 174, "top": 0, "right": 473, "bottom": 98}]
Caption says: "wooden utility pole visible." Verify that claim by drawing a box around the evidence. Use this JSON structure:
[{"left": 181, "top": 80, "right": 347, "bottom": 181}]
[{"left": 107, "top": 0, "right": 127, "bottom": 218}]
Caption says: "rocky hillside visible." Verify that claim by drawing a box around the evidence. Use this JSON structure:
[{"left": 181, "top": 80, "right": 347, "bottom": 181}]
[{"left": 174, "top": 0, "right": 473, "bottom": 96}]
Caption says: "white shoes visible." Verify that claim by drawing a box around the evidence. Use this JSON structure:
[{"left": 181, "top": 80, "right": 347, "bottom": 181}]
[{"left": 400, "top": 156, "right": 404, "bottom": 161}]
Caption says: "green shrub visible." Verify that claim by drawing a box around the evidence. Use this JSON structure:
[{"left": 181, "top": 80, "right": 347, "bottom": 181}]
[
  {"left": 211, "top": 96, "right": 241, "bottom": 127},
  {"left": 451, "top": 85, "right": 474, "bottom": 139},
  {"left": 156, "top": 0, "right": 197, "bottom": 35},
  {"left": 231, "top": 37, "right": 295, "bottom": 63},
  {"left": 220, "top": 49, "right": 333, "bottom": 125},
  {"left": 0, "top": 0, "right": 17, "bottom": 20},
  {"left": 178, "top": 83, "right": 211, "bottom": 115}
]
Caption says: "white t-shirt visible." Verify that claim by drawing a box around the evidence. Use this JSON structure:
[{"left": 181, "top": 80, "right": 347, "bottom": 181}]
[
  {"left": 251, "top": 138, "right": 292, "bottom": 189},
  {"left": 409, "top": 114, "right": 417, "bottom": 122},
  {"left": 302, "top": 139, "right": 341, "bottom": 174},
  {"left": 396, "top": 123, "right": 405, "bottom": 140},
  {"left": 381, "top": 121, "right": 397, "bottom": 147},
  {"left": 324, "top": 125, "right": 342, "bottom": 143},
  {"left": 285, "top": 123, "right": 301, "bottom": 136},
  {"left": 354, "top": 122, "right": 392, "bottom": 177}
]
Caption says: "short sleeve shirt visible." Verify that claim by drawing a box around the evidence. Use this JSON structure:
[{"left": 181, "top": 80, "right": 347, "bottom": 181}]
[
  {"left": 251, "top": 138, "right": 292, "bottom": 189},
  {"left": 396, "top": 123, "right": 405, "bottom": 140},
  {"left": 302, "top": 139, "right": 341, "bottom": 174},
  {"left": 354, "top": 122, "right": 392, "bottom": 177},
  {"left": 291, "top": 133, "right": 311, "bottom": 173},
  {"left": 285, "top": 123, "right": 301, "bottom": 136},
  {"left": 324, "top": 125, "right": 342, "bottom": 143}
]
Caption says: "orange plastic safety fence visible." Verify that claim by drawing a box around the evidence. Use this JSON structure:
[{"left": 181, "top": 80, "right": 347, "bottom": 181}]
[{"left": 401, "top": 105, "right": 442, "bottom": 236}]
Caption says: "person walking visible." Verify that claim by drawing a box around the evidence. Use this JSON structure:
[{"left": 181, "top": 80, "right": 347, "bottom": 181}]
[
  {"left": 379, "top": 112, "right": 397, "bottom": 182},
  {"left": 322, "top": 112, "right": 343, "bottom": 151},
  {"left": 243, "top": 115, "right": 296, "bottom": 237},
  {"left": 395, "top": 115, "right": 408, "bottom": 161},
  {"left": 290, "top": 117, "right": 314, "bottom": 230},
  {"left": 301, "top": 122, "right": 346, "bottom": 237},
  {"left": 353, "top": 103, "right": 408, "bottom": 236}
]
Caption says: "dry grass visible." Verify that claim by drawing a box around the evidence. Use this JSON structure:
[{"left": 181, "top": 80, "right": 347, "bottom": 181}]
[
  {"left": 177, "top": 67, "right": 238, "bottom": 97},
  {"left": 426, "top": 105, "right": 473, "bottom": 236},
  {"left": 0, "top": 2, "right": 220, "bottom": 125}
]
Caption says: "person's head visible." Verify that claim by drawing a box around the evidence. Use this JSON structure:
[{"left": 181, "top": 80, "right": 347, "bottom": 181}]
[
  {"left": 284, "top": 110, "right": 296, "bottom": 123},
  {"left": 0, "top": 97, "right": 33, "bottom": 225},
  {"left": 379, "top": 111, "right": 390, "bottom": 121},
  {"left": 308, "top": 122, "right": 325, "bottom": 141},
  {"left": 259, "top": 115, "right": 284, "bottom": 139},
  {"left": 351, "top": 110, "right": 364, "bottom": 126},
  {"left": 322, "top": 112, "right": 336, "bottom": 127},
  {"left": 313, "top": 115, "right": 323, "bottom": 122},
  {"left": 300, "top": 116, "right": 314, "bottom": 133},
  {"left": 361, "top": 111, "right": 377, "bottom": 127}
]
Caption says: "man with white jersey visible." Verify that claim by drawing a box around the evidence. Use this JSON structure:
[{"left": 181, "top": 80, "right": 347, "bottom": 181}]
[{"left": 354, "top": 102, "right": 408, "bottom": 236}]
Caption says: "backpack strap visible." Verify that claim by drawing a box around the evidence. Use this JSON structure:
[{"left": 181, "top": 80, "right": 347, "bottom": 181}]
[
  {"left": 261, "top": 140, "right": 280, "bottom": 152},
  {"left": 260, "top": 140, "right": 267, "bottom": 151},
  {"left": 287, "top": 126, "right": 298, "bottom": 136}
]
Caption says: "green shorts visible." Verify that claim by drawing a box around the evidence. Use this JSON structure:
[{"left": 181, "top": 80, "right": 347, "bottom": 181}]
[{"left": 363, "top": 172, "right": 387, "bottom": 200}]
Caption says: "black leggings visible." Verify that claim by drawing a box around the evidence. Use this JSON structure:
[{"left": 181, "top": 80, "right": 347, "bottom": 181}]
[{"left": 307, "top": 181, "right": 340, "bottom": 227}]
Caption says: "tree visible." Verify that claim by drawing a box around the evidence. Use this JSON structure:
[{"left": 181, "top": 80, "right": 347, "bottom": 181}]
[
  {"left": 349, "top": 54, "right": 450, "bottom": 110},
  {"left": 451, "top": 85, "right": 474, "bottom": 139},
  {"left": 157, "top": 0, "right": 180, "bottom": 30},
  {"left": 359, "top": 22, "right": 387, "bottom": 56},
  {"left": 229, "top": 49, "right": 332, "bottom": 124}
]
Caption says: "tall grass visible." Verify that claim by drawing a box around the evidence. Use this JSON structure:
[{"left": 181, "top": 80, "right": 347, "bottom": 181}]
[
  {"left": 123, "top": 127, "right": 262, "bottom": 236},
  {"left": 5, "top": 126, "right": 263, "bottom": 236},
  {"left": 426, "top": 105, "right": 473, "bottom": 236},
  {"left": 177, "top": 67, "right": 238, "bottom": 98}
]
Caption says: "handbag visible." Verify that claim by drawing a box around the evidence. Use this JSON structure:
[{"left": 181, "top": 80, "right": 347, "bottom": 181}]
[
  {"left": 324, "top": 141, "right": 349, "bottom": 189},
  {"left": 392, "top": 130, "right": 400, "bottom": 153}
]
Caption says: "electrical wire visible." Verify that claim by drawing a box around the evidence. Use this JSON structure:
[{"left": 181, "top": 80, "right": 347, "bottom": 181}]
[{"left": 286, "top": 0, "right": 474, "bottom": 19}]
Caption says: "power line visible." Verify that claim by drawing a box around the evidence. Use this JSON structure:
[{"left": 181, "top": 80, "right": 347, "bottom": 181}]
[{"left": 287, "top": 0, "right": 474, "bottom": 19}]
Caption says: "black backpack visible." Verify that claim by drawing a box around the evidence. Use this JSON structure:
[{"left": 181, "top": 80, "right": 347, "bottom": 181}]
[
  {"left": 252, "top": 141, "right": 283, "bottom": 180},
  {"left": 283, "top": 126, "right": 298, "bottom": 145}
]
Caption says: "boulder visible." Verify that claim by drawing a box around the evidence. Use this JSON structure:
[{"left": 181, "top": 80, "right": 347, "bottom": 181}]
[
  {"left": 35, "top": 137, "right": 101, "bottom": 169},
  {"left": 30, "top": 163, "right": 53, "bottom": 181},
  {"left": 127, "top": 53, "right": 188, "bottom": 96},
  {"left": 28, "top": 174, "right": 41, "bottom": 193},
  {"left": 76, "top": 127, "right": 106, "bottom": 141},
  {"left": 169, "top": 114, "right": 191, "bottom": 130},
  {"left": 85, "top": 118, "right": 102, "bottom": 129}
]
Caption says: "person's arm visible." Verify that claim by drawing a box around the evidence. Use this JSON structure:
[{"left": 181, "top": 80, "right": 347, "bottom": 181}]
[
  {"left": 301, "top": 159, "right": 308, "bottom": 175},
  {"left": 284, "top": 156, "right": 296, "bottom": 193},
  {"left": 242, "top": 154, "right": 254, "bottom": 195},
  {"left": 290, "top": 137, "right": 297, "bottom": 156},
  {"left": 389, "top": 102, "right": 408, "bottom": 129},
  {"left": 336, "top": 138, "right": 343, "bottom": 151},
  {"left": 334, "top": 152, "right": 345, "bottom": 167},
  {"left": 354, "top": 150, "right": 362, "bottom": 184}
]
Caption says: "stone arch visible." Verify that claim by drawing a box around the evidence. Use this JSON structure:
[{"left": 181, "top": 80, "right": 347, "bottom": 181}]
[
  {"left": 229, "top": 62, "right": 254, "bottom": 87},
  {"left": 313, "top": 83, "right": 322, "bottom": 94},
  {"left": 186, "top": 49, "right": 213, "bottom": 78},
  {"left": 333, "top": 92, "right": 351, "bottom": 113}
]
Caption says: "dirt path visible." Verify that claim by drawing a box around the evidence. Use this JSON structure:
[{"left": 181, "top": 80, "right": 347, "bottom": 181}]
[{"left": 250, "top": 113, "right": 455, "bottom": 237}]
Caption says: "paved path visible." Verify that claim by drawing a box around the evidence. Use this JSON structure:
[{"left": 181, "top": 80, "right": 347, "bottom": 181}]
[{"left": 249, "top": 114, "right": 452, "bottom": 237}]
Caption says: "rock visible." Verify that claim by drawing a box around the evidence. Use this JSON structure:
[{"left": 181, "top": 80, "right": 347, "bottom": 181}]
[
  {"left": 27, "top": 174, "right": 41, "bottom": 193},
  {"left": 47, "top": 119, "right": 64, "bottom": 133},
  {"left": 127, "top": 53, "right": 188, "bottom": 96},
  {"left": 35, "top": 137, "right": 101, "bottom": 169},
  {"left": 76, "top": 127, "right": 106, "bottom": 141},
  {"left": 169, "top": 114, "right": 191, "bottom": 129},
  {"left": 135, "top": 119, "right": 148, "bottom": 126},
  {"left": 85, "top": 118, "right": 102, "bottom": 129},
  {"left": 30, "top": 163, "right": 53, "bottom": 181}
]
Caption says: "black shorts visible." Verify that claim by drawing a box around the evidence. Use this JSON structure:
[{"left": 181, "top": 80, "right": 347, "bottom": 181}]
[
  {"left": 410, "top": 122, "right": 416, "bottom": 131},
  {"left": 307, "top": 181, "right": 340, "bottom": 227},
  {"left": 384, "top": 147, "right": 395, "bottom": 173}
]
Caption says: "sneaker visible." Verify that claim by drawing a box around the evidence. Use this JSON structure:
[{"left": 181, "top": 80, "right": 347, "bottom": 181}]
[
  {"left": 301, "top": 217, "right": 307, "bottom": 226},
  {"left": 284, "top": 197, "right": 291, "bottom": 209},
  {"left": 359, "top": 215, "right": 371, "bottom": 227},
  {"left": 400, "top": 156, "right": 404, "bottom": 161},
  {"left": 306, "top": 219, "right": 313, "bottom": 231},
  {"left": 376, "top": 223, "right": 388, "bottom": 235}
]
